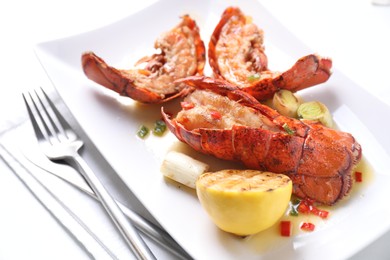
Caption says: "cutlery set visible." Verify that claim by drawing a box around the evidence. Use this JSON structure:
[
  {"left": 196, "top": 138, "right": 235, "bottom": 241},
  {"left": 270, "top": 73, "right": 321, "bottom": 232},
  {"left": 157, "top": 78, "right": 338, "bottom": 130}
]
[
  {"left": 0, "top": 143, "right": 118, "bottom": 259},
  {"left": 19, "top": 88, "right": 190, "bottom": 259}
]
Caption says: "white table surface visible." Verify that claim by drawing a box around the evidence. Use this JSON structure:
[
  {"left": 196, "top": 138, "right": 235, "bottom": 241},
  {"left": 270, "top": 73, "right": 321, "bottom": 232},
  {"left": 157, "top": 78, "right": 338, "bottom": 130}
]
[{"left": 0, "top": 0, "right": 389, "bottom": 259}]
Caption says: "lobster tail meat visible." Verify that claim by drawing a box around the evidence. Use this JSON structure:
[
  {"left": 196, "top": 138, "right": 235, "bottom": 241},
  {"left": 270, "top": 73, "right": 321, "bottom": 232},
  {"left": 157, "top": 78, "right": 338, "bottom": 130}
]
[
  {"left": 162, "top": 76, "right": 362, "bottom": 205},
  {"left": 208, "top": 6, "right": 332, "bottom": 100},
  {"left": 82, "top": 15, "right": 206, "bottom": 103}
]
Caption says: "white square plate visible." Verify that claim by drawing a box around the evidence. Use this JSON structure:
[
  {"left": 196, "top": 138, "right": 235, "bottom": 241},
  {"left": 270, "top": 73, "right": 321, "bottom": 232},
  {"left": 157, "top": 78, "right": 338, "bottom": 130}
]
[{"left": 35, "top": 0, "right": 390, "bottom": 259}]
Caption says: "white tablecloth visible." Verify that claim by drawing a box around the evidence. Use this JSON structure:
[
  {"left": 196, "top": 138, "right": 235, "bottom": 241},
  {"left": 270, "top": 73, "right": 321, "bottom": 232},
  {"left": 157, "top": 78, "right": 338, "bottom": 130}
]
[{"left": 1, "top": 0, "right": 389, "bottom": 259}]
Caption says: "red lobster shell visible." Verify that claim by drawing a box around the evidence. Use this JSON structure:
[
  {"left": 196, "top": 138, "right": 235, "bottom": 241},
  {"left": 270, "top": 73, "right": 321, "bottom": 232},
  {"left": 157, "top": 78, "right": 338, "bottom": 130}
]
[
  {"left": 82, "top": 15, "right": 206, "bottom": 103},
  {"left": 208, "top": 6, "right": 332, "bottom": 100},
  {"left": 162, "top": 76, "right": 362, "bottom": 205}
]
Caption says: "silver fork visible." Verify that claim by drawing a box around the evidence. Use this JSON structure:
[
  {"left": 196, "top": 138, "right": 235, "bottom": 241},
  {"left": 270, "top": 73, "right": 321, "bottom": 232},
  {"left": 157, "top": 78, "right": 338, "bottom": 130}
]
[{"left": 23, "top": 88, "right": 156, "bottom": 260}]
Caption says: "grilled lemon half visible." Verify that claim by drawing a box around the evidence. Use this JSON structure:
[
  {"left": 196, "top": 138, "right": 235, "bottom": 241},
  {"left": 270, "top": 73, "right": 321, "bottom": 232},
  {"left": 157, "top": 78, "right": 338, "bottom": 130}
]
[{"left": 196, "top": 169, "right": 292, "bottom": 236}]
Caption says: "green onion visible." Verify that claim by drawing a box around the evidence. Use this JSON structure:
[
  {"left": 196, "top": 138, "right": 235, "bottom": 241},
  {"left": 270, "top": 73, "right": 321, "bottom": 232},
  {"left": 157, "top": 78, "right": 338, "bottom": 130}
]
[
  {"left": 282, "top": 123, "right": 295, "bottom": 135},
  {"left": 288, "top": 198, "right": 301, "bottom": 216},
  {"left": 247, "top": 73, "right": 260, "bottom": 82},
  {"left": 291, "top": 198, "right": 301, "bottom": 206},
  {"left": 289, "top": 206, "right": 299, "bottom": 217},
  {"left": 153, "top": 120, "right": 167, "bottom": 136},
  {"left": 137, "top": 125, "right": 149, "bottom": 138}
]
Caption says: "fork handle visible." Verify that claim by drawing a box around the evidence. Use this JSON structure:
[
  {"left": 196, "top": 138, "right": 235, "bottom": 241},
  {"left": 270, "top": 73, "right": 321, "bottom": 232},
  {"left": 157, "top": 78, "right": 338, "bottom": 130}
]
[{"left": 71, "top": 154, "right": 156, "bottom": 260}]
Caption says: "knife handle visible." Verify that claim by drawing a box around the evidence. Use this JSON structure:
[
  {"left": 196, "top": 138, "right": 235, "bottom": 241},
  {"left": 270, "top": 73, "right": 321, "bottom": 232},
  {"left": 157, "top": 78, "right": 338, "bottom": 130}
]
[{"left": 72, "top": 154, "right": 156, "bottom": 260}]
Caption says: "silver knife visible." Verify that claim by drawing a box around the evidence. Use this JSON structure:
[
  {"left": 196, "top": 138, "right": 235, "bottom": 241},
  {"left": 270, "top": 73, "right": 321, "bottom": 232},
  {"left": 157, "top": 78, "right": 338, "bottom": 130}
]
[
  {"left": 22, "top": 143, "right": 191, "bottom": 260},
  {"left": 0, "top": 142, "right": 119, "bottom": 260}
]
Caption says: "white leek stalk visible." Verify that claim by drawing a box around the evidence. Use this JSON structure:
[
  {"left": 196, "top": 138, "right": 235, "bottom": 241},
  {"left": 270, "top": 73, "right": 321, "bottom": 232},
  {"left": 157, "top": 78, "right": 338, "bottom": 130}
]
[{"left": 160, "top": 151, "right": 209, "bottom": 189}]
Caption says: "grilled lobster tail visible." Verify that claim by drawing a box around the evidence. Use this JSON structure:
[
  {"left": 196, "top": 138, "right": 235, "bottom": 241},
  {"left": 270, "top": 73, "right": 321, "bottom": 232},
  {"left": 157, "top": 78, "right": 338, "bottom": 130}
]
[
  {"left": 82, "top": 15, "right": 206, "bottom": 103},
  {"left": 208, "top": 6, "right": 332, "bottom": 101},
  {"left": 162, "top": 76, "right": 362, "bottom": 205}
]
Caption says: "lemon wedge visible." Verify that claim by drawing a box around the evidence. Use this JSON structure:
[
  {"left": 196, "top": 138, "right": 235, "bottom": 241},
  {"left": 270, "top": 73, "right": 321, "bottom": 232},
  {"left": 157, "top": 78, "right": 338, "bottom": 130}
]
[{"left": 196, "top": 169, "right": 292, "bottom": 236}]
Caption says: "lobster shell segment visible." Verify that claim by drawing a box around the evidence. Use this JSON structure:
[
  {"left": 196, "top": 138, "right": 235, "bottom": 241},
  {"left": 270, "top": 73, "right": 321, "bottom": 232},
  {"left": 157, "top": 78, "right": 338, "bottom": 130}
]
[
  {"left": 208, "top": 6, "right": 332, "bottom": 100},
  {"left": 82, "top": 15, "right": 206, "bottom": 103},
  {"left": 162, "top": 76, "right": 362, "bottom": 205}
]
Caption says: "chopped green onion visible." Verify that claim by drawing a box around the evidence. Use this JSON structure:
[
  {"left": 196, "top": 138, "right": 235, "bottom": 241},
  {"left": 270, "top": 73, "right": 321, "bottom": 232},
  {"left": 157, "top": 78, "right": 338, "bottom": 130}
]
[
  {"left": 153, "top": 120, "right": 167, "bottom": 136},
  {"left": 291, "top": 197, "right": 301, "bottom": 206},
  {"left": 288, "top": 198, "right": 300, "bottom": 216},
  {"left": 247, "top": 73, "right": 260, "bottom": 82},
  {"left": 289, "top": 206, "right": 299, "bottom": 216},
  {"left": 137, "top": 125, "right": 149, "bottom": 139},
  {"left": 282, "top": 123, "right": 295, "bottom": 135}
]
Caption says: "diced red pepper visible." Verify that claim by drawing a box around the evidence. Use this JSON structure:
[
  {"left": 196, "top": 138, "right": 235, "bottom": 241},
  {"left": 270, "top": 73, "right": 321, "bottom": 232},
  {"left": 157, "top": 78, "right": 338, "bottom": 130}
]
[
  {"left": 355, "top": 171, "right": 363, "bottom": 182},
  {"left": 210, "top": 110, "right": 222, "bottom": 120},
  {"left": 297, "top": 201, "right": 311, "bottom": 214},
  {"left": 180, "top": 101, "right": 195, "bottom": 110},
  {"left": 300, "top": 222, "right": 315, "bottom": 232},
  {"left": 280, "top": 221, "right": 292, "bottom": 237},
  {"left": 297, "top": 198, "right": 329, "bottom": 219},
  {"left": 311, "top": 207, "right": 329, "bottom": 219}
]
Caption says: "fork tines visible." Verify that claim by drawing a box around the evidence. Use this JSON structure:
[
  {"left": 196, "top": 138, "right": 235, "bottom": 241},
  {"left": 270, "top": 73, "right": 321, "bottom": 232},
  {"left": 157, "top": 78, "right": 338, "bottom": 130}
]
[{"left": 23, "top": 88, "right": 68, "bottom": 143}]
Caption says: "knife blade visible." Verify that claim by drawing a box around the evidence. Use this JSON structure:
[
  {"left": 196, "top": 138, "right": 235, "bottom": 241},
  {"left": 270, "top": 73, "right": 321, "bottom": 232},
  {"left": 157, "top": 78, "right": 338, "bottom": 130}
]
[
  {"left": 0, "top": 142, "right": 119, "bottom": 260},
  {"left": 22, "top": 142, "right": 191, "bottom": 260}
]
